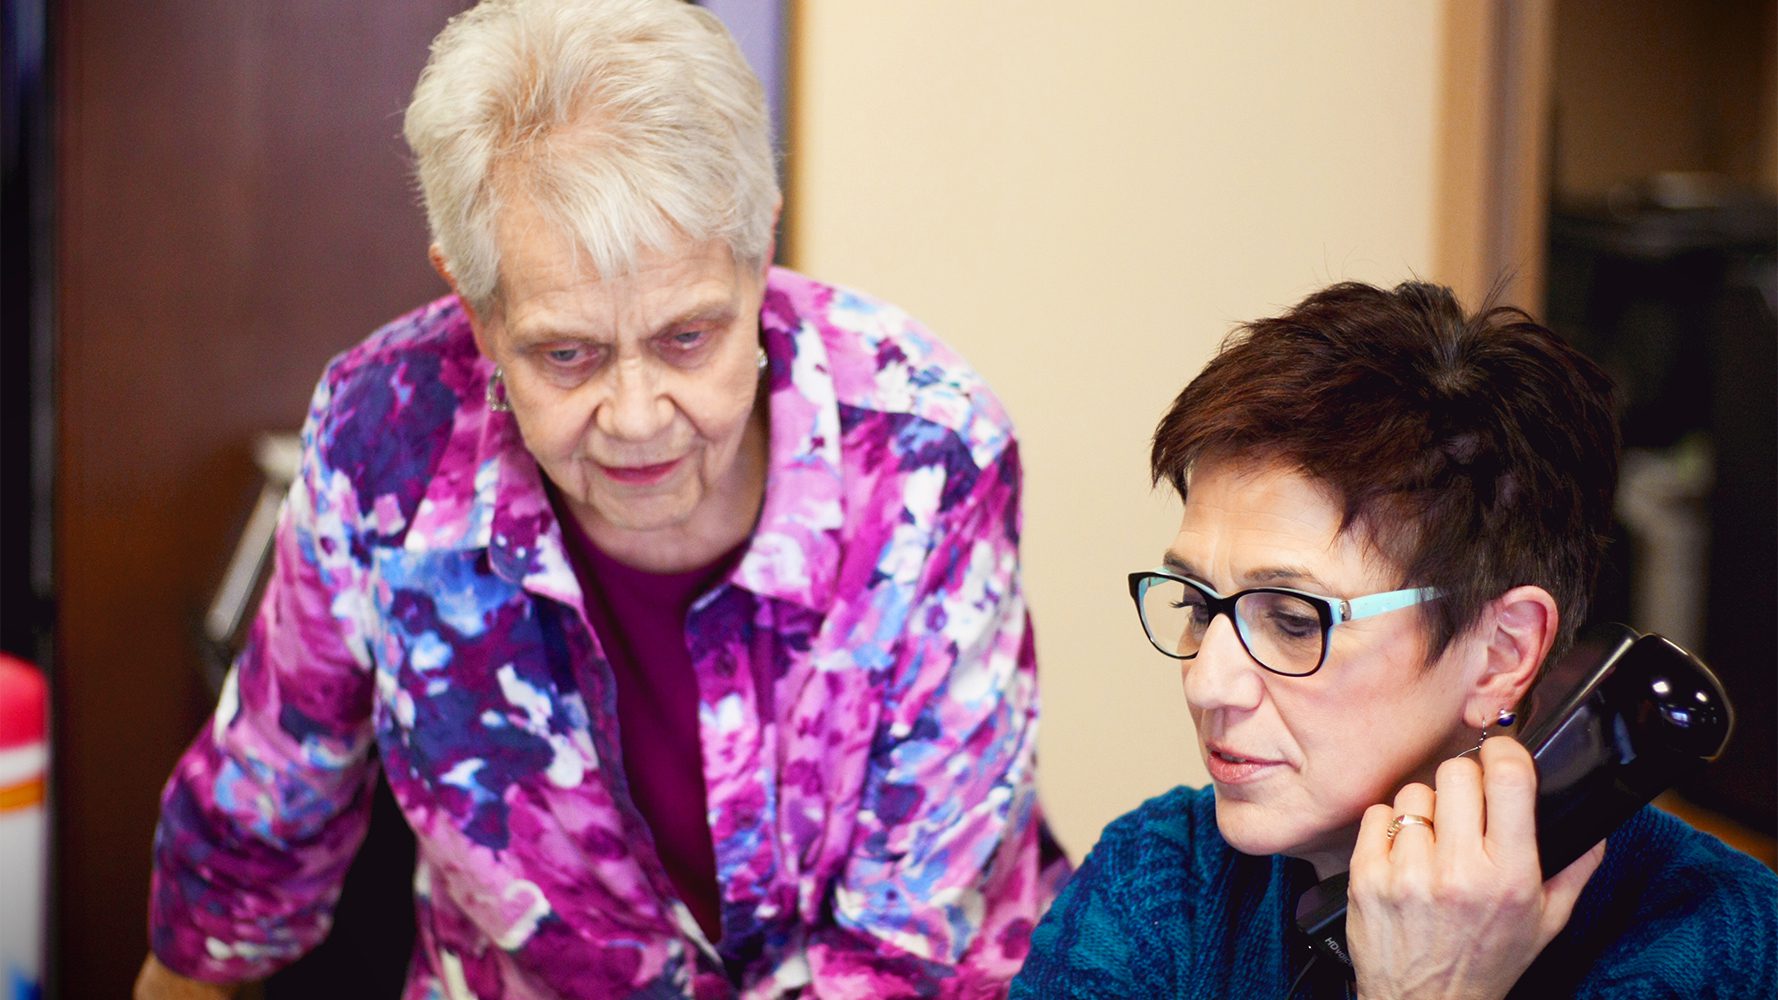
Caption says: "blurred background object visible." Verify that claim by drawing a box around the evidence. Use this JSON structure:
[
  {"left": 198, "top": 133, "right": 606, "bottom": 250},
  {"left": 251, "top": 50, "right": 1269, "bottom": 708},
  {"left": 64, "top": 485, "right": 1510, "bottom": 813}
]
[
  {"left": 198, "top": 433, "right": 299, "bottom": 694},
  {"left": 2, "top": 0, "right": 55, "bottom": 686},
  {"left": 6, "top": 1, "right": 1772, "bottom": 995},
  {"left": 1543, "top": 0, "right": 1777, "bottom": 841},
  {"left": 1, "top": 2, "right": 53, "bottom": 996},
  {"left": 0, "top": 654, "right": 47, "bottom": 1000}
]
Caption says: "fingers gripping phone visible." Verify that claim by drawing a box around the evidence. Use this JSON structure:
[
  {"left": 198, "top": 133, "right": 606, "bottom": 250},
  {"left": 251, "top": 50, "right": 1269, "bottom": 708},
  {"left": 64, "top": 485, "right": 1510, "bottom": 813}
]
[{"left": 1292, "top": 623, "right": 1736, "bottom": 972}]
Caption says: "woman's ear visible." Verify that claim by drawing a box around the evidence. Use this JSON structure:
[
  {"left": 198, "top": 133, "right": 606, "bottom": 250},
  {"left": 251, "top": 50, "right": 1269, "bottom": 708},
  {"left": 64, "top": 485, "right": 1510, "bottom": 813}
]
[
  {"left": 1463, "top": 585, "right": 1559, "bottom": 728},
  {"left": 429, "top": 244, "right": 494, "bottom": 358}
]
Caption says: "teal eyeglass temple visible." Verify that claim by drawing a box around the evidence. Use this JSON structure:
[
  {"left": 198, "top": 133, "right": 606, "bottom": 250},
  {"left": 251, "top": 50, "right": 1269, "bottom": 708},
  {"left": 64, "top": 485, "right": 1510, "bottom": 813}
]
[
  {"left": 1327, "top": 584, "right": 1443, "bottom": 624},
  {"left": 1129, "top": 568, "right": 1444, "bottom": 675}
]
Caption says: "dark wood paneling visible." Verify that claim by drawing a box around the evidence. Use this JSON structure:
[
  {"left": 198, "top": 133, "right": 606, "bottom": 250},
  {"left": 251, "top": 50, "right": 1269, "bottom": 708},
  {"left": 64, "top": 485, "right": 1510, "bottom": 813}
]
[{"left": 54, "top": 4, "right": 467, "bottom": 994}]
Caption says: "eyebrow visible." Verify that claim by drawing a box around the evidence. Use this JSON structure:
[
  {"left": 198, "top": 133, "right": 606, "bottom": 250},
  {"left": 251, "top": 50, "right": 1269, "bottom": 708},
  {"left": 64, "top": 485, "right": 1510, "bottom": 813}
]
[
  {"left": 509, "top": 299, "right": 739, "bottom": 346},
  {"left": 657, "top": 301, "right": 738, "bottom": 331},
  {"left": 1160, "top": 552, "right": 1335, "bottom": 594},
  {"left": 1249, "top": 566, "right": 1335, "bottom": 592}
]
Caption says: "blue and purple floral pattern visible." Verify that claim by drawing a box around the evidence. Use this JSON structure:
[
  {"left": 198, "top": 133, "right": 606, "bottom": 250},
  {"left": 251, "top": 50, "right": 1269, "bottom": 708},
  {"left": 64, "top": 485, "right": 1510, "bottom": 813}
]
[{"left": 150, "top": 269, "right": 1059, "bottom": 998}]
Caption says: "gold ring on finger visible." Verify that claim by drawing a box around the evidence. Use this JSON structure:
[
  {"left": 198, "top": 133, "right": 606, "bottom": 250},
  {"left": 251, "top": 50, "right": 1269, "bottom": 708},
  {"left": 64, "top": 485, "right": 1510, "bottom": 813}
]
[{"left": 1385, "top": 813, "right": 1434, "bottom": 844}]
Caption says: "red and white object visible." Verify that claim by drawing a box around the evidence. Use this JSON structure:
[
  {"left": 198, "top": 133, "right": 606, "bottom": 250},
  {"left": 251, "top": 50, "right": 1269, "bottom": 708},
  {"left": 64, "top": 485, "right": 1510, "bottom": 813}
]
[{"left": 0, "top": 653, "right": 46, "bottom": 1000}]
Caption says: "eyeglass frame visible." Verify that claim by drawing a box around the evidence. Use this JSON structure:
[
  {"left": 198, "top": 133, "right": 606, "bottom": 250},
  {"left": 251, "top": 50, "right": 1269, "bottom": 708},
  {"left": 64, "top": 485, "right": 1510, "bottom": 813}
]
[{"left": 1126, "top": 568, "right": 1443, "bottom": 677}]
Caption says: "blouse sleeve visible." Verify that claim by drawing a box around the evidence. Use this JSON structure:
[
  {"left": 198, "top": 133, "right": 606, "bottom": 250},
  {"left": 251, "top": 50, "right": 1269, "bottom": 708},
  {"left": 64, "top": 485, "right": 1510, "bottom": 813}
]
[
  {"left": 803, "top": 441, "right": 1055, "bottom": 998},
  {"left": 147, "top": 373, "right": 381, "bottom": 982}
]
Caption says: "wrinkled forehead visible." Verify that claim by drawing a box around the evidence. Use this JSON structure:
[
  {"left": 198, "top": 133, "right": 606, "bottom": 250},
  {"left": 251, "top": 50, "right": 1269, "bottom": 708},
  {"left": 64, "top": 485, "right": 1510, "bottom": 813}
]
[{"left": 485, "top": 192, "right": 746, "bottom": 316}]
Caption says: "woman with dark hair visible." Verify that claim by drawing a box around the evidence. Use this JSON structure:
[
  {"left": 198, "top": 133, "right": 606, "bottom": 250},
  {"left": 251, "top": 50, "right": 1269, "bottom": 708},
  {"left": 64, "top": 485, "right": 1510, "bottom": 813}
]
[{"left": 1014, "top": 282, "right": 1778, "bottom": 998}]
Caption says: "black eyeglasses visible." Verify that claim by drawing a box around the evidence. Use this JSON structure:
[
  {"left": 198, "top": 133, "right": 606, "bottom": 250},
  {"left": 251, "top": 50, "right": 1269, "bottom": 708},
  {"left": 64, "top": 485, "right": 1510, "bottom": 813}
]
[{"left": 1127, "top": 569, "right": 1442, "bottom": 677}]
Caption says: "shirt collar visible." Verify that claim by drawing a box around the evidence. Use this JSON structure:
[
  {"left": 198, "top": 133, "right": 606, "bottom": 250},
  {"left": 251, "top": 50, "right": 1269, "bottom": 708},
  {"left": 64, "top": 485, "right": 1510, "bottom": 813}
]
[
  {"left": 727, "top": 269, "right": 845, "bottom": 612},
  {"left": 484, "top": 416, "right": 581, "bottom": 607},
  {"left": 388, "top": 299, "right": 581, "bottom": 606}
]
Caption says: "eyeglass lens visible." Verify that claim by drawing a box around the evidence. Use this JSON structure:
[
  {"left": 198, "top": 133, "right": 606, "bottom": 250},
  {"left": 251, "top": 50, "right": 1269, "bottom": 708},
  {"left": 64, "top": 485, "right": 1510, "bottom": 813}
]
[{"left": 1138, "top": 576, "right": 1325, "bottom": 675}]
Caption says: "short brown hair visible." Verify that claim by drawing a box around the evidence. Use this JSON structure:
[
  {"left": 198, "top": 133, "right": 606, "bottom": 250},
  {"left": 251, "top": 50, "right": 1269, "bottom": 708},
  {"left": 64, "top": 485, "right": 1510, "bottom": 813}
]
[{"left": 1152, "top": 281, "right": 1618, "bottom": 661}]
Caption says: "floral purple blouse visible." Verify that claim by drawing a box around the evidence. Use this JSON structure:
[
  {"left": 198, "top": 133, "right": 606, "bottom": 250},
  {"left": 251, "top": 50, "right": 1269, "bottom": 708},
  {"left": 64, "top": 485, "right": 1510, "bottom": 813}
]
[{"left": 149, "top": 268, "right": 1061, "bottom": 998}]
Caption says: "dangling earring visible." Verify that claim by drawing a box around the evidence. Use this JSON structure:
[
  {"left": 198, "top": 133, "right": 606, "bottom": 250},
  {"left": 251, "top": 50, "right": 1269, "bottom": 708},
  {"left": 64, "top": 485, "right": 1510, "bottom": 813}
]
[
  {"left": 1460, "top": 707, "right": 1518, "bottom": 757},
  {"left": 756, "top": 346, "right": 769, "bottom": 372},
  {"left": 486, "top": 367, "right": 512, "bottom": 413}
]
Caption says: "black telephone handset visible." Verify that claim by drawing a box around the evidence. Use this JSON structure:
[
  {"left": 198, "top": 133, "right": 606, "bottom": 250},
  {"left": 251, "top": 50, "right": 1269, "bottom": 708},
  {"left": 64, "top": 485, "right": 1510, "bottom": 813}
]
[{"left": 1293, "top": 623, "right": 1735, "bottom": 974}]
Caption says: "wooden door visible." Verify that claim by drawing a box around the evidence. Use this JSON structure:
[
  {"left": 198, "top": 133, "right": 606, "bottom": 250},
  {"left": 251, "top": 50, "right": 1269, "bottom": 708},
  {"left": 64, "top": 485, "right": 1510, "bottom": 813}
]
[{"left": 54, "top": 4, "right": 468, "bottom": 994}]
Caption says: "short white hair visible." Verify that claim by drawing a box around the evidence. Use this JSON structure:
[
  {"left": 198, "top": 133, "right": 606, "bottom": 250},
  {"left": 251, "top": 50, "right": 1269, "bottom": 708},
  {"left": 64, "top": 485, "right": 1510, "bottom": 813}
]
[{"left": 404, "top": 0, "right": 779, "bottom": 310}]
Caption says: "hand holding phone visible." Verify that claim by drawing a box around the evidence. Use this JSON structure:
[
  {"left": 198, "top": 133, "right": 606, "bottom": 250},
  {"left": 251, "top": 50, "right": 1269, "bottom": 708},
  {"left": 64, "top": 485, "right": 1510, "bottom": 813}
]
[
  {"left": 1342, "top": 736, "right": 1606, "bottom": 999},
  {"left": 1294, "top": 623, "right": 1735, "bottom": 976}
]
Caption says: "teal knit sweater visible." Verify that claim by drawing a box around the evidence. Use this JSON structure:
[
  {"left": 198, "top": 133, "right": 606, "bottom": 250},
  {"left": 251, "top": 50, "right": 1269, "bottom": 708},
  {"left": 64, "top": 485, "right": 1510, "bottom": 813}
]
[{"left": 1013, "top": 785, "right": 1778, "bottom": 998}]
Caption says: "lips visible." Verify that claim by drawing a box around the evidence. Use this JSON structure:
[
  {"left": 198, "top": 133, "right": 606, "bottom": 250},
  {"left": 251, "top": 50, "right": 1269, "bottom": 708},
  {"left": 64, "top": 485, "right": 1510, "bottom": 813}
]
[
  {"left": 598, "top": 457, "right": 682, "bottom": 486},
  {"left": 1203, "top": 742, "right": 1285, "bottom": 784}
]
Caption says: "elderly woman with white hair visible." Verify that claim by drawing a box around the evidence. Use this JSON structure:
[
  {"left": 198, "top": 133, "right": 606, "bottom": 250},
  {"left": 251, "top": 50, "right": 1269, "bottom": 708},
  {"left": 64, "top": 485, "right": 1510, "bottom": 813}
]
[{"left": 135, "top": 2, "right": 1060, "bottom": 997}]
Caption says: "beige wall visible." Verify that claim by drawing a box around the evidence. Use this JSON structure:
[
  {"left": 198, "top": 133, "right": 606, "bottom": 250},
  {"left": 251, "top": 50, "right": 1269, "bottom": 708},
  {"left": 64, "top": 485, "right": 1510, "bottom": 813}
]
[{"left": 789, "top": 1, "right": 1450, "bottom": 859}]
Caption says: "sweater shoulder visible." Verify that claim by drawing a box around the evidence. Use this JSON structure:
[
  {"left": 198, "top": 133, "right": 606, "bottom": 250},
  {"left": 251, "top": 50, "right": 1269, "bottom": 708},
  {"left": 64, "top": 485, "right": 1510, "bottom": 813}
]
[
  {"left": 1013, "top": 787, "right": 1223, "bottom": 997},
  {"left": 1537, "top": 805, "right": 1778, "bottom": 998}
]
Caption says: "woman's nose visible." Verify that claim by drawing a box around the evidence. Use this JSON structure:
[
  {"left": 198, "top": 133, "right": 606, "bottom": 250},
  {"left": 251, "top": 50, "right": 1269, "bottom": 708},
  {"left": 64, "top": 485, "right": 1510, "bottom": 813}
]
[
  {"left": 1180, "top": 613, "right": 1265, "bottom": 712},
  {"left": 596, "top": 360, "right": 673, "bottom": 440}
]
